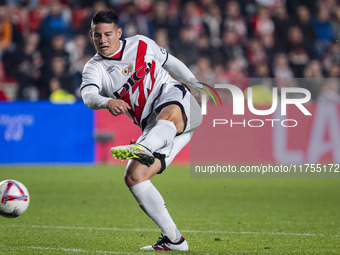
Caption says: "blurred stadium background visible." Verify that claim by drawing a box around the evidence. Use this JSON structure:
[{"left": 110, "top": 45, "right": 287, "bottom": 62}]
[
  {"left": 1, "top": 0, "right": 340, "bottom": 101},
  {"left": 1, "top": 0, "right": 340, "bottom": 164}
]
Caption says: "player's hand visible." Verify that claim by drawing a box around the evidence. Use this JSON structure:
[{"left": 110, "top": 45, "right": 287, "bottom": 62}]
[{"left": 106, "top": 99, "right": 131, "bottom": 116}]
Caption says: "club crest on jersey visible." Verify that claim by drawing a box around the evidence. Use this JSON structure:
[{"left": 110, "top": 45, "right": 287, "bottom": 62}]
[
  {"left": 114, "top": 62, "right": 154, "bottom": 99},
  {"left": 122, "top": 65, "right": 134, "bottom": 76}
]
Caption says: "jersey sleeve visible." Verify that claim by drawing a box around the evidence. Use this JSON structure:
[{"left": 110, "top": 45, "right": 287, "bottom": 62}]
[
  {"left": 154, "top": 44, "right": 168, "bottom": 66},
  {"left": 81, "top": 61, "right": 103, "bottom": 91},
  {"left": 138, "top": 35, "right": 168, "bottom": 66}
]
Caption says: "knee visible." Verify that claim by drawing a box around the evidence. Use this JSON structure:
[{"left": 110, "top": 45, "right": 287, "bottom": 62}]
[
  {"left": 123, "top": 159, "right": 161, "bottom": 187},
  {"left": 124, "top": 172, "right": 137, "bottom": 187},
  {"left": 124, "top": 170, "right": 147, "bottom": 187}
]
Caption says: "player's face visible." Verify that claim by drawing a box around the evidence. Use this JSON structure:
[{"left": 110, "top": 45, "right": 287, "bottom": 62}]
[{"left": 91, "top": 23, "right": 122, "bottom": 56}]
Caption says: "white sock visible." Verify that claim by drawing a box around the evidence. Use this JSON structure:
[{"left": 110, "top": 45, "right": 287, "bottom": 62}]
[
  {"left": 139, "top": 120, "right": 177, "bottom": 152},
  {"left": 129, "top": 180, "right": 182, "bottom": 242}
]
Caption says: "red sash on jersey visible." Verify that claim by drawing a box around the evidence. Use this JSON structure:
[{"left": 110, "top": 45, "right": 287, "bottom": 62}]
[{"left": 119, "top": 40, "right": 156, "bottom": 126}]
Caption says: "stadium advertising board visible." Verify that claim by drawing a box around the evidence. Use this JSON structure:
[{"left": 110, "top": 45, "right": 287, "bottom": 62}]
[
  {"left": 0, "top": 101, "right": 94, "bottom": 164},
  {"left": 191, "top": 79, "right": 340, "bottom": 178},
  {"left": 0, "top": 85, "right": 339, "bottom": 170}
]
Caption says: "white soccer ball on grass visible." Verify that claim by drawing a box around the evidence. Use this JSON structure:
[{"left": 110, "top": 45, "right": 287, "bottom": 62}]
[{"left": 0, "top": 180, "right": 30, "bottom": 218}]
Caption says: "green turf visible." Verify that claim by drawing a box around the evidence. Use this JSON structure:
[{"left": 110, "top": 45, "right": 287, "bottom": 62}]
[{"left": 0, "top": 165, "right": 339, "bottom": 254}]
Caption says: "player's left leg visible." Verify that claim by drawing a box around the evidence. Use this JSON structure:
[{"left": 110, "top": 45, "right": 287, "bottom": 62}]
[
  {"left": 137, "top": 104, "right": 185, "bottom": 153},
  {"left": 110, "top": 105, "right": 181, "bottom": 167},
  {"left": 111, "top": 83, "right": 202, "bottom": 166},
  {"left": 111, "top": 104, "right": 183, "bottom": 166},
  {"left": 110, "top": 106, "right": 185, "bottom": 166},
  {"left": 111, "top": 105, "right": 179, "bottom": 166}
]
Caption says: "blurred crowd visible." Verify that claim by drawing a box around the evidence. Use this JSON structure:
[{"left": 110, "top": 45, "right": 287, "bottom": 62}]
[{"left": 0, "top": 0, "right": 340, "bottom": 102}]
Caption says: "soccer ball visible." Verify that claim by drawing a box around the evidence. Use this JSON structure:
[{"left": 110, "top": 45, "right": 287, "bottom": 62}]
[{"left": 0, "top": 180, "right": 30, "bottom": 218}]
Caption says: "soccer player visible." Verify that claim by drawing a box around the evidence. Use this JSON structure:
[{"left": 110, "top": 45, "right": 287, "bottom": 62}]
[{"left": 81, "top": 10, "right": 202, "bottom": 251}]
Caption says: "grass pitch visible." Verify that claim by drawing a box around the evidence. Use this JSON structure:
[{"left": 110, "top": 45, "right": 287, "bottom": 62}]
[{"left": 0, "top": 165, "right": 339, "bottom": 254}]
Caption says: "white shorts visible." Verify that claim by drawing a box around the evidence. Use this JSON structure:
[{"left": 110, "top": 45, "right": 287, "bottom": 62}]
[{"left": 137, "top": 83, "right": 202, "bottom": 173}]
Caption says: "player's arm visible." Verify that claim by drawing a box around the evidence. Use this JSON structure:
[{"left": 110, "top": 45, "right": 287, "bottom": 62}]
[
  {"left": 140, "top": 35, "right": 202, "bottom": 89},
  {"left": 81, "top": 85, "right": 130, "bottom": 116},
  {"left": 162, "top": 54, "right": 203, "bottom": 89}
]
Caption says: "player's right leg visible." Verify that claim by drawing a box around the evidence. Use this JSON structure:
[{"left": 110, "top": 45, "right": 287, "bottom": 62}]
[{"left": 124, "top": 159, "right": 188, "bottom": 251}]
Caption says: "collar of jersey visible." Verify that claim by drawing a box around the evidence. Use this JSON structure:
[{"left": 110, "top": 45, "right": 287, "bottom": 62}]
[{"left": 98, "top": 39, "right": 126, "bottom": 60}]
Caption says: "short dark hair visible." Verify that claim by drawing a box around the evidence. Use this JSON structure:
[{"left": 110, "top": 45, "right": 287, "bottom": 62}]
[{"left": 91, "top": 10, "right": 119, "bottom": 27}]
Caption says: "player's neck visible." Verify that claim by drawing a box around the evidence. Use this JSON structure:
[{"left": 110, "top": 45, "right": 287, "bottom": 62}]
[{"left": 107, "top": 40, "right": 123, "bottom": 58}]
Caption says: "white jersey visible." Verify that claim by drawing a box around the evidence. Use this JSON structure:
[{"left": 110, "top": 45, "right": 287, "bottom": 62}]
[{"left": 81, "top": 35, "right": 177, "bottom": 127}]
